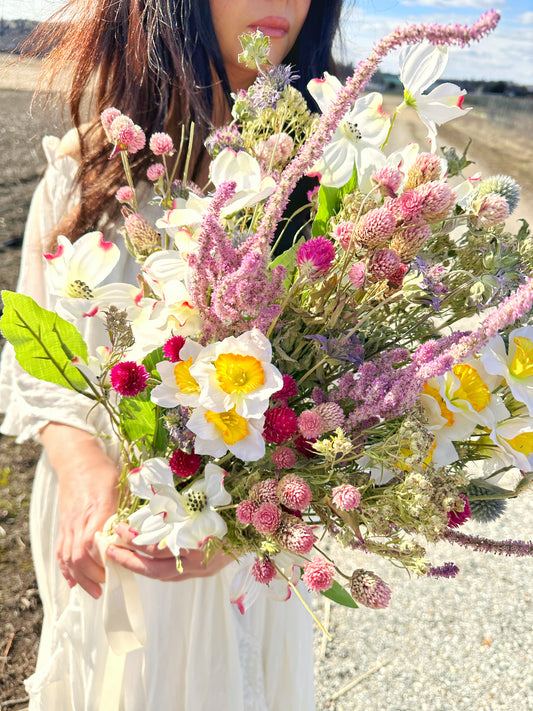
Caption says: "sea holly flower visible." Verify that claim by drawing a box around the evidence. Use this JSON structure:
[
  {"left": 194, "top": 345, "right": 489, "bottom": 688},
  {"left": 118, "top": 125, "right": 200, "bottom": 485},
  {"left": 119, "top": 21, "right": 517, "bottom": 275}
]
[
  {"left": 398, "top": 42, "right": 469, "bottom": 147},
  {"left": 151, "top": 339, "right": 203, "bottom": 408},
  {"left": 307, "top": 73, "right": 390, "bottom": 188},
  {"left": 129, "top": 462, "right": 231, "bottom": 553},
  {"left": 187, "top": 406, "right": 266, "bottom": 461},
  {"left": 209, "top": 148, "right": 276, "bottom": 217},
  {"left": 190, "top": 329, "right": 283, "bottom": 419},
  {"left": 480, "top": 327, "right": 533, "bottom": 416},
  {"left": 44, "top": 231, "right": 140, "bottom": 319}
]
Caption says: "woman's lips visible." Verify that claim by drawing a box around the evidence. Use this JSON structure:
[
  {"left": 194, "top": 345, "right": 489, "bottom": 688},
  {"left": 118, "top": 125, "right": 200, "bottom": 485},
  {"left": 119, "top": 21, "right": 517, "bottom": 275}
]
[{"left": 248, "top": 16, "right": 290, "bottom": 38}]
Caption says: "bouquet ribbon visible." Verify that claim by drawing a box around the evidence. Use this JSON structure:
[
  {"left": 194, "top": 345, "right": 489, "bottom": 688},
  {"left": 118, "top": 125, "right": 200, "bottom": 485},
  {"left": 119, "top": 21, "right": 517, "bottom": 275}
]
[{"left": 95, "top": 530, "right": 147, "bottom": 709}]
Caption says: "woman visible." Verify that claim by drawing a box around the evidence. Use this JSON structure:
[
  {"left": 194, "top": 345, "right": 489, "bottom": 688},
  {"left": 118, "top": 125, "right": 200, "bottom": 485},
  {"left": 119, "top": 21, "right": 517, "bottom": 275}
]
[{"left": 0, "top": 1, "right": 343, "bottom": 709}]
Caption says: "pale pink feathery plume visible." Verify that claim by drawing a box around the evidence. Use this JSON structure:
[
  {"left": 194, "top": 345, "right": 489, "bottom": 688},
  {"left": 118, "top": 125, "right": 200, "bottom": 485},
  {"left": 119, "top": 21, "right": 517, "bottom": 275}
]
[{"left": 253, "top": 10, "right": 501, "bottom": 254}]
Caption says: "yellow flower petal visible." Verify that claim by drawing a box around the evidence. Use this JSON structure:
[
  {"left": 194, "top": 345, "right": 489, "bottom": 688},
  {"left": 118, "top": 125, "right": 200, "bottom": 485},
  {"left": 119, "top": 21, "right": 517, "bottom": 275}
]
[
  {"left": 422, "top": 383, "right": 455, "bottom": 426},
  {"left": 452, "top": 364, "right": 490, "bottom": 413},
  {"left": 509, "top": 337, "right": 533, "bottom": 379},
  {"left": 503, "top": 431, "right": 533, "bottom": 457},
  {"left": 215, "top": 353, "right": 265, "bottom": 395},
  {"left": 174, "top": 357, "right": 200, "bottom": 394},
  {"left": 205, "top": 407, "right": 249, "bottom": 445}
]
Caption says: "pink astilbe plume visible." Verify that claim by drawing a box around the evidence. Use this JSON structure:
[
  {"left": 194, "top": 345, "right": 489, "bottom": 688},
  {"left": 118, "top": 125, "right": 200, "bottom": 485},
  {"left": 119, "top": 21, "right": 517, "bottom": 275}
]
[{"left": 254, "top": 11, "right": 500, "bottom": 252}]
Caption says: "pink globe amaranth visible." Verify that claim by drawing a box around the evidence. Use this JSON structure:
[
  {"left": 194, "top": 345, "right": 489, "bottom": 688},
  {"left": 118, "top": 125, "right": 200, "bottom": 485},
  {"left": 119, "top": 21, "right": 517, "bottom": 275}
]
[
  {"left": 297, "top": 410, "right": 324, "bottom": 440},
  {"left": 252, "top": 557, "right": 277, "bottom": 585},
  {"left": 251, "top": 503, "right": 282, "bottom": 535},
  {"left": 294, "top": 435, "right": 318, "bottom": 459},
  {"left": 418, "top": 181, "right": 455, "bottom": 220},
  {"left": 331, "top": 484, "right": 361, "bottom": 511},
  {"left": 110, "top": 361, "right": 150, "bottom": 397},
  {"left": 349, "top": 261, "right": 366, "bottom": 289},
  {"left": 276, "top": 516, "right": 316, "bottom": 554},
  {"left": 296, "top": 236, "right": 336, "bottom": 280},
  {"left": 272, "top": 374, "right": 298, "bottom": 404},
  {"left": 315, "top": 402, "right": 345, "bottom": 431},
  {"left": 302, "top": 557, "right": 335, "bottom": 592},
  {"left": 147, "top": 163, "right": 165, "bottom": 181},
  {"left": 263, "top": 407, "right": 298, "bottom": 445},
  {"left": 236, "top": 499, "right": 258, "bottom": 525},
  {"left": 368, "top": 248, "right": 401, "bottom": 281},
  {"left": 169, "top": 449, "right": 201, "bottom": 479},
  {"left": 333, "top": 221, "right": 357, "bottom": 250},
  {"left": 115, "top": 186, "right": 134, "bottom": 203},
  {"left": 278, "top": 474, "right": 312, "bottom": 511},
  {"left": 388, "top": 262, "right": 409, "bottom": 288},
  {"left": 475, "top": 193, "right": 510, "bottom": 226},
  {"left": 249, "top": 479, "right": 279, "bottom": 505},
  {"left": 447, "top": 494, "right": 471, "bottom": 528},
  {"left": 371, "top": 166, "right": 403, "bottom": 197},
  {"left": 149, "top": 132, "right": 174, "bottom": 155},
  {"left": 163, "top": 335, "right": 186, "bottom": 362},
  {"left": 271, "top": 446, "right": 297, "bottom": 470},
  {"left": 101, "top": 107, "right": 122, "bottom": 135},
  {"left": 354, "top": 208, "right": 396, "bottom": 249}
]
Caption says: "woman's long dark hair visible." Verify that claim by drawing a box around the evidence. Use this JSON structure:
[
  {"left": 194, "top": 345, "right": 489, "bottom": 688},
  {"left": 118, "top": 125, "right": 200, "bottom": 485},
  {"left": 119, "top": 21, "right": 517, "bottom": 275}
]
[{"left": 28, "top": 0, "right": 344, "bottom": 242}]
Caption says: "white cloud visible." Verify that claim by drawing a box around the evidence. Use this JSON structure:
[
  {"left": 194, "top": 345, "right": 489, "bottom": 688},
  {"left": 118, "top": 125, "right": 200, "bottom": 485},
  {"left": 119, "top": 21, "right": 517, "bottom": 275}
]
[
  {"left": 401, "top": 0, "right": 497, "bottom": 8},
  {"left": 519, "top": 12, "right": 533, "bottom": 24},
  {"left": 336, "top": 7, "right": 533, "bottom": 83}
]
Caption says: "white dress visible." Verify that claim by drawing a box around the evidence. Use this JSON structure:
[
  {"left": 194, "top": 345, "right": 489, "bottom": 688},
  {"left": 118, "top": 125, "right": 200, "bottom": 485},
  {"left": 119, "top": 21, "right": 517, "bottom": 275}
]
[{"left": 0, "top": 136, "right": 315, "bottom": 711}]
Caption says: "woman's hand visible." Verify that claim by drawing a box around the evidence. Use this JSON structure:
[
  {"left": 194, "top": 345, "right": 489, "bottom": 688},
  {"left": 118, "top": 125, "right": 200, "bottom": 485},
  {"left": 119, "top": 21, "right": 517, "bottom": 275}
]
[
  {"left": 107, "top": 523, "right": 234, "bottom": 582},
  {"left": 41, "top": 423, "right": 120, "bottom": 600}
]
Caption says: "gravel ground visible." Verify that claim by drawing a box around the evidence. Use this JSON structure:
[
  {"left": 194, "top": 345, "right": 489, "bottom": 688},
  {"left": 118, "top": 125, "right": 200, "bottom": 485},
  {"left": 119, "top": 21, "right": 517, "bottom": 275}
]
[{"left": 312, "top": 493, "right": 533, "bottom": 711}]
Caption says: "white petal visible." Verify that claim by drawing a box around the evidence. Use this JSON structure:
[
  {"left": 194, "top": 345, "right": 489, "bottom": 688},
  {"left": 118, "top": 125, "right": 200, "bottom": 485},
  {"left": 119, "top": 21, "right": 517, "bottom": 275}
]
[
  {"left": 128, "top": 457, "right": 174, "bottom": 498},
  {"left": 400, "top": 42, "right": 448, "bottom": 95},
  {"left": 306, "top": 72, "right": 343, "bottom": 113},
  {"left": 204, "top": 463, "right": 232, "bottom": 507},
  {"left": 67, "top": 231, "right": 120, "bottom": 288},
  {"left": 175, "top": 509, "right": 228, "bottom": 549},
  {"left": 313, "top": 138, "right": 356, "bottom": 188}
]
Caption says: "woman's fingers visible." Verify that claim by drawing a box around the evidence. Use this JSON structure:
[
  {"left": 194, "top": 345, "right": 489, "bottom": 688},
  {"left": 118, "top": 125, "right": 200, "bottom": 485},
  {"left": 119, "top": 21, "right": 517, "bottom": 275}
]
[{"left": 56, "top": 520, "right": 107, "bottom": 598}]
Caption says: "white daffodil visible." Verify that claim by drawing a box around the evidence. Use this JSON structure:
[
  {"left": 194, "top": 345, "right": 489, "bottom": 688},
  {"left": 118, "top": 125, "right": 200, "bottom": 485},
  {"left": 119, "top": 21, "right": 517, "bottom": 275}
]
[
  {"left": 150, "top": 339, "right": 203, "bottom": 408},
  {"left": 155, "top": 192, "right": 212, "bottom": 239},
  {"left": 187, "top": 406, "right": 266, "bottom": 462},
  {"left": 45, "top": 231, "right": 140, "bottom": 320},
  {"left": 488, "top": 417, "right": 533, "bottom": 473},
  {"left": 210, "top": 148, "right": 276, "bottom": 217},
  {"left": 307, "top": 73, "right": 390, "bottom": 188},
  {"left": 480, "top": 327, "right": 533, "bottom": 416},
  {"left": 398, "top": 42, "right": 469, "bottom": 147},
  {"left": 229, "top": 552, "right": 303, "bottom": 615},
  {"left": 190, "top": 329, "right": 283, "bottom": 419},
  {"left": 130, "top": 462, "right": 231, "bottom": 553}
]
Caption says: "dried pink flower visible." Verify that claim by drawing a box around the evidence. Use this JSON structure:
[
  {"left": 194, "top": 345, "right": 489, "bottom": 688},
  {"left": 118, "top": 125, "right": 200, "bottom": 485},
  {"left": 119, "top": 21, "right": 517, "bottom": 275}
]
[
  {"left": 298, "top": 410, "right": 324, "bottom": 440},
  {"left": 249, "top": 479, "right": 279, "bottom": 505},
  {"left": 390, "top": 223, "right": 432, "bottom": 262},
  {"left": 334, "top": 221, "right": 357, "bottom": 250},
  {"left": 252, "top": 557, "right": 277, "bottom": 584},
  {"left": 418, "top": 181, "right": 455, "bottom": 220},
  {"left": 294, "top": 435, "right": 318, "bottom": 459},
  {"left": 372, "top": 166, "right": 403, "bottom": 197},
  {"left": 331, "top": 484, "right": 361, "bottom": 511},
  {"left": 475, "top": 193, "right": 510, "bottom": 226},
  {"left": 315, "top": 402, "right": 345, "bottom": 431},
  {"left": 349, "top": 261, "right": 366, "bottom": 289},
  {"left": 256, "top": 132, "right": 294, "bottom": 167},
  {"left": 354, "top": 208, "right": 396, "bottom": 249},
  {"left": 110, "top": 361, "right": 149, "bottom": 397},
  {"left": 252, "top": 502, "right": 282, "bottom": 535},
  {"left": 388, "top": 189, "right": 425, "bottom": 221},
  {"left": 149, "top": 132, "right": 174, "bottom": 155},
  {"left": 101, "top": 107, "right": 122, "bottom": 134},
  {"left": 278, "top": 474, "right": 313, "bottom": 511},
  {"left": 302, "top": 557, "right": 335, "bottom": 592},
  {"left": 447, "top": 494, "right": 472, "bottom": 528},
  {"left": 271, "top": 446, "right": 297, "bottom": 470},
  {"left": 124, "top": 212, "right": 160, "bottom": 253},
  {"left": 350, "top": 569, "right": 391, "bottom": 609},
  {"left": 263, "top": 407, "right": 298, "bottom": 444},
  {"left": 404, "top": 152, "right": 443, "bottom": 190},
  {"left": 296, "top": 236, "right": 336, "bottom": 280},
  {"left": 276, "top": 516, "right": 316, "bottom": 554},
  {"left": 368, "top": 248, "right": 401, "bottom": 281}
]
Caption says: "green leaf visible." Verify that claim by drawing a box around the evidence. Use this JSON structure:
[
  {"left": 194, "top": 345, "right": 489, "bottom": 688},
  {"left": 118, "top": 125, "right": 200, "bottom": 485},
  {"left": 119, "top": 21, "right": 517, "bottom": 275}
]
[
  {"left": 119, "top": 392, "right": 168, "bottom": 452},
  {"left": 142, "top": 346, "right": 164, "bottom": 375},
  {"left": 321, "top": 580, "right": 358, "bottom": 608},
  {"left": 312, "top": 185, "right": 340, "bottom": 237},
  {"left": 270, "top": 237, "right": 304, "bottom": 289},
  {"left": 0, "top": 290, "right": 89, "bottom": 391}
]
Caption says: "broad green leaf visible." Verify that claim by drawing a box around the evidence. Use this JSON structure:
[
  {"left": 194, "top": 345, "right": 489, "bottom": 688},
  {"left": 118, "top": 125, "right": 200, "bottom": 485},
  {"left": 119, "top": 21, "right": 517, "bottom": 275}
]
[
  {"left": 142, "top": 347, "right": 164, "bottom": 375},
  {"left": 119, "top": 392, "right": 168, "bottom": 453},
  {"left": 321, "top": 579, "right": 358, "bottom": 608},
  {"left": 270, "top": 237, "right": 304, "bottom": 289},
  {"left": 312, "top": 185, "right": 340, "bottom": 237},
  {"left": 0, "top": 290, "right": 88, "bottom": 391}
]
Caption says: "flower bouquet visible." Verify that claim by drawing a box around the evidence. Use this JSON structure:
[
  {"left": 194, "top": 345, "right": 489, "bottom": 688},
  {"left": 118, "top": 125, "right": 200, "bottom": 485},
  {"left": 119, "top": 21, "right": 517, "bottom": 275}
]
[{"left": 2, "top": 9, "right": 533, "bottom": 618}]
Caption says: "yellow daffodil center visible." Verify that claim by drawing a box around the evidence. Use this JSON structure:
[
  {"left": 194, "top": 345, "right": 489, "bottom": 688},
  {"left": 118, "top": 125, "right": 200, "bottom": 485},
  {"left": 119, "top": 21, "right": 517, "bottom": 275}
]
[
  {"left": 68, "top": 279, "right": 94, "bottom": 299},
  {"left": 174, "top": 357, "right": 200, "bottom": 394},
  {"left": 422, "top": 383, "right": 455, "bottom": 426},
  {"left": 205, "top": 407, "right": 249, "bottom": 445},
  {"left": 451, "top": 364, "right": 490, "bottom": 413},
  {"left": 215, "top": 353, "right": 265, "bottom": 395},
  {"left": 183, "top": 489, "right": 208, "bottom": 516},
  {"left": 503, "top": 431, "right": 533, "bottom": 457},
  {"left": 509, "top": 337, "right": 533, "bottom": 379}
]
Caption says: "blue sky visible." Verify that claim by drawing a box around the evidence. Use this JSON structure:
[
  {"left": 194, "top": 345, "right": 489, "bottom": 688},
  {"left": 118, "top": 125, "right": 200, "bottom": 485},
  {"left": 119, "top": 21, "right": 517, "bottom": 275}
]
[{"left": 1, "top": 0, "right": 531, "bottom": 82}]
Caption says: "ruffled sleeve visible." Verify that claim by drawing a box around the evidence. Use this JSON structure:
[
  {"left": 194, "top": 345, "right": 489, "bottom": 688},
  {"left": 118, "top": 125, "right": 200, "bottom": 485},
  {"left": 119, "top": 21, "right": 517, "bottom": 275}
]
[{"left": 0, "top": 133, "right": 114, "bottom": 443}]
